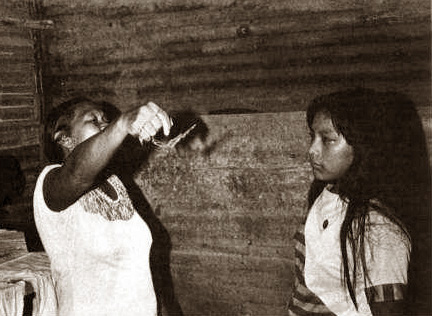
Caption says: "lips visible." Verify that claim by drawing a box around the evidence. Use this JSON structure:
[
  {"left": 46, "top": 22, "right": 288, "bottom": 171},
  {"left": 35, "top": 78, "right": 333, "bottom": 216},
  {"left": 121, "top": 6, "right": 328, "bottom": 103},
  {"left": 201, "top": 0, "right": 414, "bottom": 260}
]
[{"left": 311, "top": 162, "right": 323, "bottom": 170}]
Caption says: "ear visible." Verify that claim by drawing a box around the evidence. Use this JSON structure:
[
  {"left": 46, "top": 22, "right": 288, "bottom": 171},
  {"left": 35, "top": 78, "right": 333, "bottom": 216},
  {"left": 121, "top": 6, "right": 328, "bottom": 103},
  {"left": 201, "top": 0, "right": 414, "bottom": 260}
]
[{"left": 54, "top": 131, "right": 74, "bottom": 150}]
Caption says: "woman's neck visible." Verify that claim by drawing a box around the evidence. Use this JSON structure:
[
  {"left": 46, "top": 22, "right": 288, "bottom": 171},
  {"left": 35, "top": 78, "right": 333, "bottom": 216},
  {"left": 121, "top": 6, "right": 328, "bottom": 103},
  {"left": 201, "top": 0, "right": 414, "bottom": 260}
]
[{"left": 326, "top": 182, "right": 339, "bottom": 194}]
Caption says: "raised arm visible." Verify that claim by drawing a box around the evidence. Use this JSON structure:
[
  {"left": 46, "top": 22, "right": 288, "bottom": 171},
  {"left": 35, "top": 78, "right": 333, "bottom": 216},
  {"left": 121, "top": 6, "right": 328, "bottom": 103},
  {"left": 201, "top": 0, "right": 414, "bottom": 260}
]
[{"left": 43, "top": 102, "right": 172, "bottom": 212}]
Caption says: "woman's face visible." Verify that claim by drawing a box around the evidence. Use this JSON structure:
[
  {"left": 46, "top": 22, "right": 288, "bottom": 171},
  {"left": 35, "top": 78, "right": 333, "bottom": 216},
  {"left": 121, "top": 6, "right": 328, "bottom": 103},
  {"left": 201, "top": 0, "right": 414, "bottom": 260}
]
[
  {"left": 67, "top": 103, "right": 109, "bottom": 149},
  {"left": 308, "top": 111, "right": 354, "bottom": 182}
]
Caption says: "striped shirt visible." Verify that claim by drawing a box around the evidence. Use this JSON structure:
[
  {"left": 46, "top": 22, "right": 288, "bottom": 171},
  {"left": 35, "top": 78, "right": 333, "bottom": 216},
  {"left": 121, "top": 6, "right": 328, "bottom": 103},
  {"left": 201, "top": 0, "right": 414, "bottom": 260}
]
[{"left": 288, "top": 188, "right": 410, "bottom": 316}]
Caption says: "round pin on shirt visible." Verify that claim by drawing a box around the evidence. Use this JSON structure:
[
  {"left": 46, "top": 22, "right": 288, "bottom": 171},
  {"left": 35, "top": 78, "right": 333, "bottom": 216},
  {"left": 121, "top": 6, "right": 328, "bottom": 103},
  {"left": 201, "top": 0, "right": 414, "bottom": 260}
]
[{"left": 323, "top": 219, "right": 329, "bottom": 229}]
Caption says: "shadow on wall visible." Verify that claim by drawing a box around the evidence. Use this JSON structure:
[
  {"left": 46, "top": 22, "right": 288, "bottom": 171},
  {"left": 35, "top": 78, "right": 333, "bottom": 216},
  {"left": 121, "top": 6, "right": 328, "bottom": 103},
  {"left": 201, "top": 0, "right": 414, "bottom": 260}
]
[
  {"left": 0, "top": 155, "right": 44, "bottom": 252},
  {"left": 104, "top": 107, "right": 209, "bottom": 316},
  {"left": 0, "top": 155, "right": 25, "bottom": 207}
]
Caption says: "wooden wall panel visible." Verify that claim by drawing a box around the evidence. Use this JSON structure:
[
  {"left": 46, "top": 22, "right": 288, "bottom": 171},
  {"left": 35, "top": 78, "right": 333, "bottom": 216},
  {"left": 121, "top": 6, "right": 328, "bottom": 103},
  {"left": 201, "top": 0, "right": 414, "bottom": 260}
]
[
  {"left": 0, "top": 1, "right": 43, "bottom": 231},
  {"left": 0, "top": 0, "right": 33, "bottom": 18},
  {"left": 0, "top": 230, "right": 28, "bottom": 264}
]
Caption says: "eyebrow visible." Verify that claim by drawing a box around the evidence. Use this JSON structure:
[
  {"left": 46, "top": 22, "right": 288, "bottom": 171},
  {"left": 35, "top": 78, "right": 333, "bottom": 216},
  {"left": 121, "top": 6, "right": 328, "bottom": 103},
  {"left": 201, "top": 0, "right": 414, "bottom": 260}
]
[
  {"left": 322, "top": 129, "right": 339, "bottom": 135},
  {"left": 311, "top": 126, "right": 338, "bottom": 134},
  {"left": 79, "top": 109, "right": 102, "bottom": 119}
]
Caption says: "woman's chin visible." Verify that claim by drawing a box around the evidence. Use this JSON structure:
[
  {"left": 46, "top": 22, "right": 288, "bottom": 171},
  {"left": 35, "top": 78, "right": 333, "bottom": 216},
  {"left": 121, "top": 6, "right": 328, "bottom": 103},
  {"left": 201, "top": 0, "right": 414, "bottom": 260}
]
[{"left": 312, "top": 170, "right": 324, "bottom": 181}]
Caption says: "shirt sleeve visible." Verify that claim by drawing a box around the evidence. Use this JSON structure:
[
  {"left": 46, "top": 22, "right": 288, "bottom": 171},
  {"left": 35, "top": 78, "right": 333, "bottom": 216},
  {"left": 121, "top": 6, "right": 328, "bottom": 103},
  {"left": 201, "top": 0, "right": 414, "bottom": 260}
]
[{"left": 363, "top": 211, "right": 411, "bottom": 303}]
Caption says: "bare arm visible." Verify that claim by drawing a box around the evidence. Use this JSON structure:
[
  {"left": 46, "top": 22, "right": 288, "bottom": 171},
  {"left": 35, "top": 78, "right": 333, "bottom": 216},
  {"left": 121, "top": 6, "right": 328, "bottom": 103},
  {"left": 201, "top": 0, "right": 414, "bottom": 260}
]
[{"left": 43, "top": 102, "right": 172, "bottom": 211}]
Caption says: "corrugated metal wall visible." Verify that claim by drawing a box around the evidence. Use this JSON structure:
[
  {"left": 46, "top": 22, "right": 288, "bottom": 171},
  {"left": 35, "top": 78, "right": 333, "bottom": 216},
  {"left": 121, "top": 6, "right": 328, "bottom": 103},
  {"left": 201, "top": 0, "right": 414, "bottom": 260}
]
[{"left": 41, "top": 0, "right": 430, "bottom": 114}]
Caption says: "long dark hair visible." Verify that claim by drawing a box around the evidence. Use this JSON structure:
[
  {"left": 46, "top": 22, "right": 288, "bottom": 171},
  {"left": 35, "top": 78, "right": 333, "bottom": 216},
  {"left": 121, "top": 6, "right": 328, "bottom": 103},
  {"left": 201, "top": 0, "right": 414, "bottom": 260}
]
[{"left": 306, "top": 88, "right": 431, "bottom": 312}]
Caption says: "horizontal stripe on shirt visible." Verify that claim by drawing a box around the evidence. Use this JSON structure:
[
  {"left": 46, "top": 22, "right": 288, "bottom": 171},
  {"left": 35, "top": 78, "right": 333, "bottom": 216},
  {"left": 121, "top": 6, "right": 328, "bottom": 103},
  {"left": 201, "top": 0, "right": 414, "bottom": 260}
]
[
  {"left": 365, "top": 283, "right": 406, "bottom": 303},
  {"left": 288, "top": 224, "right": 335, "bottom": 316}
]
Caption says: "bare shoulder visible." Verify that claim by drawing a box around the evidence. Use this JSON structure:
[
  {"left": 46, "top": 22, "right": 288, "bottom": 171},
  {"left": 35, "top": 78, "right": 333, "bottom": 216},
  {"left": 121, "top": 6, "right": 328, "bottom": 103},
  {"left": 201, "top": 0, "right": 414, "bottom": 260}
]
[{"left": 42, "top": 166, "right": 71, "bottom": 212}]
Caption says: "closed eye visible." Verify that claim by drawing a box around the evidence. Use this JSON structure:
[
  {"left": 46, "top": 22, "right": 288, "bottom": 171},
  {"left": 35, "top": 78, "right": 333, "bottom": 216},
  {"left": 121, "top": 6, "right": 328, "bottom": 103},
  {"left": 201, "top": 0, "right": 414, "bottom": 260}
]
[
  {"left": 86, "top": 111, "right": 107, "bottom": 127},
  {"left": 87, "top": 115, "right": 99, "bottom": 125},
  {"left": 84, "top": 114, "right": 101, "bottom": 129}
]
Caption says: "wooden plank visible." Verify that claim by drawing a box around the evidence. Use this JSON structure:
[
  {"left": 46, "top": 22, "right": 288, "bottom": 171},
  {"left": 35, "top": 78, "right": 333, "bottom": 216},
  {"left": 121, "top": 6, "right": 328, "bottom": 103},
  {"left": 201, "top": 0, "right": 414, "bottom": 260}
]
[
  {"left": 0, "top": 35, "right": 32, "bottom": 48},
  {"left": 0, "top": 0, "right": 31, "bottom": 19},
  {"left": 46, "top": 36, "right": 430, "bottom": 88},
  {"left": 46, "top": 9, "right": 429, "bottom": 64},
  {"left": 43, "top": 5, "right": 428, "bottom": 51},
  {"left": 0, "top": 122, "right": 40, "bottom": 148},
  {"left": 141, "top": 79, "right": 431, "bottom": 113},
  {"left": 160, "top": 30, "right": 429, "bottom": 61},
  {"left": 0, "top": 106, "right": 36, "bottom": 121},
  {"left": 0, "top": 71, "right": 35, "bottom": 87},
  {"left": 0, "top": 230, "right": 27, "bottom": 264},
  {"left": 49, "top": 34, "right": 429, "bottom": 75},
  {"left": 48, "top": 74, "right": 430, "bottom": 115},
  {"left": 0, "top": 84, "right": 35, "bottom": 94},
  {"left": 0, "top": 45, "right": 34, "bottom": 60},
  {"left": 0, "top": 93, "right": 35, "bottom": 106},
  {"left": 43, "top": 0, "right": 429, "bottom": 22},
  {"left": 0, "top": 62, "right": 35, "bottom": 75},
  {"left": 0, "top": 25, "right": 31, "bottom": 38},
  {"left": 42, "top": 0, "right": 429, "bottom": 13},
  {"left": 47, "top": 66, "right": 429, "bottom": 104}
]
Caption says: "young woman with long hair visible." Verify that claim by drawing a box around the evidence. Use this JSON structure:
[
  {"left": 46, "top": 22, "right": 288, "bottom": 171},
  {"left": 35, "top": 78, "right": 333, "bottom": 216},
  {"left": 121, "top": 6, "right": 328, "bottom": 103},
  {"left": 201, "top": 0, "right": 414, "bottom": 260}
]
[{"left": 288, "top": 88, "right": 431, "bottom": 315}]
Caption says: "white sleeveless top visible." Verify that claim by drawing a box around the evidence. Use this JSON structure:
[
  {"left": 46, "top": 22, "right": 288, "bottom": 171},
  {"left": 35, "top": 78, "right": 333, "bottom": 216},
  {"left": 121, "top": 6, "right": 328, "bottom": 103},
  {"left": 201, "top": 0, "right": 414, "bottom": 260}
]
[{"left": 33, "top": 164, "right": 157, "bottom": 316}]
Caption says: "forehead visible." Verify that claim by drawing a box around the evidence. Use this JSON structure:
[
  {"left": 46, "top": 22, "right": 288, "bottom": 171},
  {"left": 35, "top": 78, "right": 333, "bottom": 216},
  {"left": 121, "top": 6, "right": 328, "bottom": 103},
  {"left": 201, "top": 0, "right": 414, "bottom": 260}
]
[
  {"left": 311, "top": 111, "right": 338, "bottom": 133},
  {"left": 74, "top": 102, "right": 102, "bottom": 116},
  {"left": 70, "top": 102, "right": 104, "bottom": 122}
]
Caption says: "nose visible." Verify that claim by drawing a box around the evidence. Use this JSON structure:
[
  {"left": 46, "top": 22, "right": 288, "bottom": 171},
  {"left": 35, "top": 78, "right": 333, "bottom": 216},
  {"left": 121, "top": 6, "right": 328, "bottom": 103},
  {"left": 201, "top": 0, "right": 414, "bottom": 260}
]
[
  {"left": 99, "top": 122, "right": 108, "bottom": 131},
  {"left": 308, "top": 138, "right": 320, "bottom": 161},
  {"left": 97, "top": 118, "right": 109, "bottom": 131}
]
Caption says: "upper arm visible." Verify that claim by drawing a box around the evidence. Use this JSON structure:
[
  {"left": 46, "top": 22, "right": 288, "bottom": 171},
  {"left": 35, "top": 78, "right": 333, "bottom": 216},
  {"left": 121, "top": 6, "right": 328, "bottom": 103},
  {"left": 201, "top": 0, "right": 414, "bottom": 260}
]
[
  {"left": 43, "top": 166, "right": 90, "bottom": 212},
  {"left": 364, "top": 213, "right": 411, "bottom": 283},
  {"left": 364, "top": 212, "right": 411, "bottom": 315}
]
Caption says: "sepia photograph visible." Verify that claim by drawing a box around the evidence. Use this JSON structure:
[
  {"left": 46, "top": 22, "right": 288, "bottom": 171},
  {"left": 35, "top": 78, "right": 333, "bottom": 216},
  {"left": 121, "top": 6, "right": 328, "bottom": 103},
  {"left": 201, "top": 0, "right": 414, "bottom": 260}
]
[{"left": 0, "top": 0, "right": 430, "bottom": 315}]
